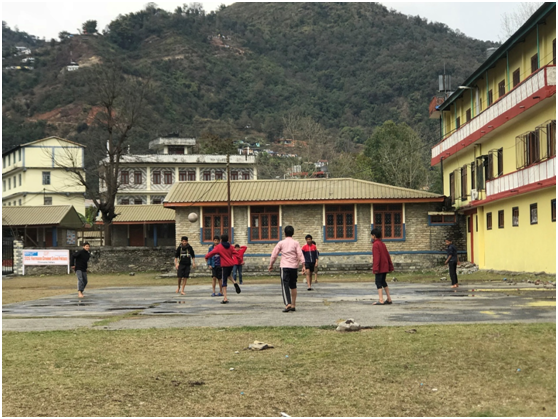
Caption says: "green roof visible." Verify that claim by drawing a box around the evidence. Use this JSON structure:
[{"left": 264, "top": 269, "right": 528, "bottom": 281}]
[
  {"left": 1, "top": 205, "right": 83, "bottom": 228},
  {"left": 439, "top": 2, "right": 556, "bottom": 111}
]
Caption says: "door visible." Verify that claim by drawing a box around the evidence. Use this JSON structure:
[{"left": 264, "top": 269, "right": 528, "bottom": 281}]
[
  {"left": 45, "top": 228, "right": 53, "bottom": 247},
  {"left": 469, "top": 216, "right": 474, "bottom": 263},
  {"left": 129, "top": 225, "right": 145, "bottom": 246}
]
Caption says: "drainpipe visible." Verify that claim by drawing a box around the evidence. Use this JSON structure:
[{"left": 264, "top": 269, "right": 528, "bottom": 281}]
[{"left": 506, "top": 51, "right": 510, "bottom": 92}]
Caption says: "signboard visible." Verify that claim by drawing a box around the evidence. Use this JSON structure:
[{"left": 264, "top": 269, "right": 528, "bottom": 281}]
[
  {"left": 23, "top": 249, "right": 70, "bottom": 275},
  {"left": 66, "top": 230, "right": 76, "bottom": 245}
]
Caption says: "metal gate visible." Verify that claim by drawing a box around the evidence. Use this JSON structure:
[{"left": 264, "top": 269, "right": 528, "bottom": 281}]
[{"left": 2, "top": 237, "right": 14, "bottom": 275}]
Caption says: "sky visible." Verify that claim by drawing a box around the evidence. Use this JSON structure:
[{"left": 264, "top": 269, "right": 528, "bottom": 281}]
[{"left": 1, "top": 1, "right": 523, "bottom": 43}]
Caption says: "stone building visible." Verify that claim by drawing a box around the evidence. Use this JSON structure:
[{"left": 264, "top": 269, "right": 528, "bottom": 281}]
[{"left": 164, "top": 178, "right": 466, "bottom": 272}]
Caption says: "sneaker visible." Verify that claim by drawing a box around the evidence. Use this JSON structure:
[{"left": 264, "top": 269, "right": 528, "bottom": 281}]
[
  {"left": 239, "top": 279, "right": 243, "bottom": 284},
  {"left": 211, "top": 293, "right": 217, "bottom": 297},
  {"left": 218, "top": 292, "right": 224, "bottom": 296}
]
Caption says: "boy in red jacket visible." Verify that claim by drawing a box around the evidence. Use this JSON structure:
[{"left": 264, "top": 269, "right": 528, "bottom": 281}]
[
  {"left": 205, "top": 234, "right": 240, "bottom": 304},
  {"left": 371, "top": 228, "right": 394, "bottom": 305},
  {"left": 232, "top": 244, "right": 247, "bottom": 285}
]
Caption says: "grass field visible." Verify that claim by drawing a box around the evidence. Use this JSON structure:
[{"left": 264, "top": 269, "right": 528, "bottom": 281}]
[
  {"left": 2, "top": 270, "right": 549, "bottom": 305},
  {"left": 2, "top": 323, "right": 556, "bottom": 417}
]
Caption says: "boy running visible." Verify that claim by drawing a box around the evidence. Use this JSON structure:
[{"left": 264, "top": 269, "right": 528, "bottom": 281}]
[
  {"left": 71, "top": 242, "right": 91, "bottom": 299},
  {"left": 269, "top": 226, "right": 305, "bottom": 312},
  {"left": 445, "top": 238, "right": 459, "bottom": 288},
  {"left": 207, "top": 235, "right": 223, "bottom": 297},
  {"left": 174, "top": 236, "right": 196, "bottom": 295},
  {"left": 301, "top": 235, "right": 319, "bottom": 291},
  {"left": 205, "top": 234, "right": 240, "bottom": 304},
  {"left": 232, "top": 244, "right": 248, "bottom": 285},
  {"left": 371, "top": 228, "right": 394, "bottom": 305}
]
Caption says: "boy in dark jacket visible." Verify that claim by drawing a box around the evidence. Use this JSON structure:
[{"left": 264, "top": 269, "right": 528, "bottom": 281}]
[
  {"left": 205, "top": 234, "right": 240, "bottom": 304},
  {"left": 174, "top": 236, "right": 196, "bottom": 295},
  {"left": 445, "top": 238, "right": 459, "bottom": 288},
  {"left": 301, "top": 235, "right": 319, "bottom": 291},
  {"left": 232, "top": 244, "right": 247, "bottom": 285},
  {"left": 371, "top": 228, "right": 394, "bottom": 305},
  {"left": 71, "top": 242, "right": 91, "bottom": 298}
]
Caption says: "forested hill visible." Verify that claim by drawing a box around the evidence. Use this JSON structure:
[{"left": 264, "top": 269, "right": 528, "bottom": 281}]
[{"left": 2, "top": 2, "right": 498, "bottom": 153}]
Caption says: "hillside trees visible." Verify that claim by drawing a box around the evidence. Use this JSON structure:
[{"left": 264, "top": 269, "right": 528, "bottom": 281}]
[{"left": 82, "top": 20, "right": 98, "bottom": 34}]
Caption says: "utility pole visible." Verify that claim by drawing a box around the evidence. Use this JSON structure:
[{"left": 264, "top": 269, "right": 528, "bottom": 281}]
[{"left": 226, "top": 154, "right": 231, "bottom": 237}]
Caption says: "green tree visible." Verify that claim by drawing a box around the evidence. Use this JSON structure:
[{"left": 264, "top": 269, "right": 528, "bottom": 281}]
[
  {"left": 365, "top": 121, "right": 429, "bottom": 190},
  {"left": 82, "top": 20, "right": 98, "bottom": 34}
]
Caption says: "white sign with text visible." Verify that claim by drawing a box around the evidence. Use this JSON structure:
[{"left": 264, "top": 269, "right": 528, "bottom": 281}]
[{"left": 23, "top": 249, "right": 70, "bottom": 274}]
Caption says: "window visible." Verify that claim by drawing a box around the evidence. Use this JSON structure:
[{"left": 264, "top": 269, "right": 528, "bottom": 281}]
[
  {"left": 134, "top": 199, "right": 143, "bottom": 205},
  {"left": 18, "top": 173, "right": 21, "bottom": 186},
  {"left": 203, "top": 207, "right": 229, "bottom": 242},
  {"left": 250, "top": 206, "right": 280, "bottom": 241},
  {"left": 168, "top": 146, "right": 185, "bottom": 155},
  {"left": 121, "top": 171, "right": 129, "bottom": 185},
  {"left": 188, "top": 171, "right": 196, "bottom": 181},
  {"left": 527, "top": 131, "right": 540, "bottom": 166},
  {"left": 429, "top": 214, "right": 456, "bottom": 225},
  {"left": 530, "top": 203, "right": 538, "bottom": 225},
  {"left": 374, "top": 204, "right": 404, "bottom": 239},
  {"left": 461, "top": 165, "right": 468, "bottom": 201},
  {"left": 134, "top": 171, "right": 142, "bottom": 184},
  {"left": 487, "top": 212, "right": 492, "bottom": 230},
  {"left": 215, "top": 171, "right": 223, "bottom": 180},
  {"left": 44, "top": 196, "right": 52, "bottom": 205},
  {"left": 512, "top": 207, "right": 519, "bottom": 227},
  {"left": 8, "top": 178, "right": 11, "bottom": 190},
  {"left": 326, "top": 205, "right": 355, "bottom": 240},
  {"left": 449, "top": 172, "right": 455, "bottom": 204},
  {"left": 164, "top": 171, "right": 173, "bottom": 184},
  {"left": 470, "top": 162, "right": 476, "bottom": 192},
  {"left": 18, "top": 199, "right": 21, "bottom": 206},
  {"left": 42, "top": 171, "right": 51, "bottom": 185},
  {"left": 18, "top": 149, "right": 21, "bottom": 162},
  {"left": 487, "top": 150, "right": 495, "bottom": 180},
  {"left": 2, "top": 180, "right": 5, "bottom": 191},
  {"left": 230, "top": 171, "right": 238, "bottom": 180},
  {"left": 512, "top": 68, "right": 520, "bottom": 87},
  {"left": 466, "top": 109, "right": 471, "bottom": 123},
  {"left": 498, "top": 210, "right": 504, "bottom": 228},
  {"left": 488, "top": 89, "right": 493, "bottom": 106},
  {"left": 242, "top": 172, "right": 250, "bottom": 180},
  {"left": 153, "top": 198, "right": 162, "bottom": 205},
  {"left": 121, "top": 198, "right": 130, "bottom": 205},
  {"left": 531, "top": 54, "right": 538, "bottom": 73},
  {"left": 203, "top": 171, "right": 211, "bottom": 181},
  {"left": 179, "top": 171, "right": 187, "bottom": 181},
  {"left": 456, "top": 117, "right": 460, "bottom": 130},
  {"left": 552, "top": 200, "right": 556, "bottom": 222},
  {"left": 497, "top": 148, "right": 503, "bottom": 177},
  {"left": 153, "top": 171, "right": 161, "bottom": 184},
  {"left": 498, "top": 80, "right": 506, "bottom": 98}
]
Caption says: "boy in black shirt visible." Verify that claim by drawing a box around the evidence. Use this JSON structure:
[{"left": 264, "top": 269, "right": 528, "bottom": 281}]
[
  {"left": 71, "top": 242, "right": 91, "bottom": 298},
  {"left": 174, "top": 236, "right": 196, "bottom": 295},
  {"left": 444, "top": 238, "right": 459, "bottom": 288}
]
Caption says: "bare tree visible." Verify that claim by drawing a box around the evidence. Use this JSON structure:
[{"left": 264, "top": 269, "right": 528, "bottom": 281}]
[
  {"left": 52, "top": 64, "right": 152, "bottom": 245},
  {"left": 500, "top": 2, "right": 543, "bottom": 41}
]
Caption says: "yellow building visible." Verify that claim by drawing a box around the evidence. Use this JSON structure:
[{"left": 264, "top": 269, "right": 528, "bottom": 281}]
[
  {"left": 430, "top": 2, "right": 556, "bottom": 273},
  {"left": 2, "top": 137, "right": 87, "bottom": 216}
]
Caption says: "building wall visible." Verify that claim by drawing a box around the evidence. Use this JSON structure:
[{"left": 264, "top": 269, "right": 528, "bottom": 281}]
[
  {"left": 468, "top": 187, "right": 555, "bottom": 273},
  {"left": 175, "top": 203, "right": 466, "bottom": 271}
]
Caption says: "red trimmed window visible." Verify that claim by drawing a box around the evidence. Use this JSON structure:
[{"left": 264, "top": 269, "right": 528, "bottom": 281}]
[
  {"left": 498, "top": 210, "right": 504, "bottom": 228},
  {"left": 134, "top": 171, "right": 142, "bottom": 184},
  {"left": 179, "top": 171, "right": 187, "bottom": 181},
  {"left": 530, "top": 203, "right": 538, "bottom": 224},
  {"left": 134, "top": 199, "right": 142, "bottom": 205},
  {"left": 498, "top": 80, "right": 506, "bottom": 98},
  {"left": 374, "top": 204, "right": 403, "bottom": 239},
  {"left": 203, "top": 207, "right": 229, "bottom": 242},
  {"left": 215, "top": 171, "right": 223, "bottom": 180},
  {"left": 164, "top": 171, "right": 173, "bottom": 184},
  {"left": 203, "top": 171, "right": 211, "bottom": 181},
  {"left": 188, "top": 171, "right": 196, "bottom": 181},
  {"left": 512, "top": 68, "right": 520, "bottom": 87},
  {"left": 230, "top": 171, "right": 238, "bottom": 180},
  {"left": 487, "top": 212, "right": 492, "bottom": 230},
  {"left": 512, "top": 207, "right": 519, "bottom": 227},
  {"left": 121, "top": 171, "right": 129, "bottom": 185},
  {"left": 488, "top": 89, "right": 493, "bottom": 106},
  {"left": 153, "top": 171, "right": 161, "bottom": 184},
  {"left": 121, "top": 198, "right": 129, "bottom": 205},
  {"left": 251, "top": 206, "right": 279, "bottom": 241},
  {"left": 531, "top": 54, "right": 538, "bottom": 73},
  {"left": 242, "top": 172, "right": 250, "bottom": 180},
  {"left": 325, "top": 205, "right": 355, "bottom": 240}
]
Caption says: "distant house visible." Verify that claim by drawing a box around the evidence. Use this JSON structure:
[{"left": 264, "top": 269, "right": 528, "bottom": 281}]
[
  {"left": 21, "top": 57, "right": 35, "bottom": 63},
  {"left": 15, "top": 46, "right": 31, "bottom": 55},
  {"left": 67, "top": 62, "right": 79, "bottom": 71},
  {"left": 2, "top": 205, "right": 83, "bottom": 247}
]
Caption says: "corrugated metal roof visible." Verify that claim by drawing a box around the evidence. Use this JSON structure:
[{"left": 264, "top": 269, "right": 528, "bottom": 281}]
[
  {"left": 112, "top": 205, "right": 176, "bottom": 223},
  {"left": 1, "top": 205, "right": 82, "bottom": 227},
  {"left": 164, "top": 178, "right": 443, "bottom": 206}
]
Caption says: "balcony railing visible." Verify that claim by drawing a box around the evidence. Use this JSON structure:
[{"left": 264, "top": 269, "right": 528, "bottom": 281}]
[
  {"left": 486, "top": 157, "right": 556, "bottom": 197},
  {"left": 432, "top": 65, "right": 556, "bottom": 161}
]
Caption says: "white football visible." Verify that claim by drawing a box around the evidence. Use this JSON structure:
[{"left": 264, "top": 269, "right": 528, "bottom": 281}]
[{"left": 188, "top": 213, "right": 198, "bottom": 223}]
